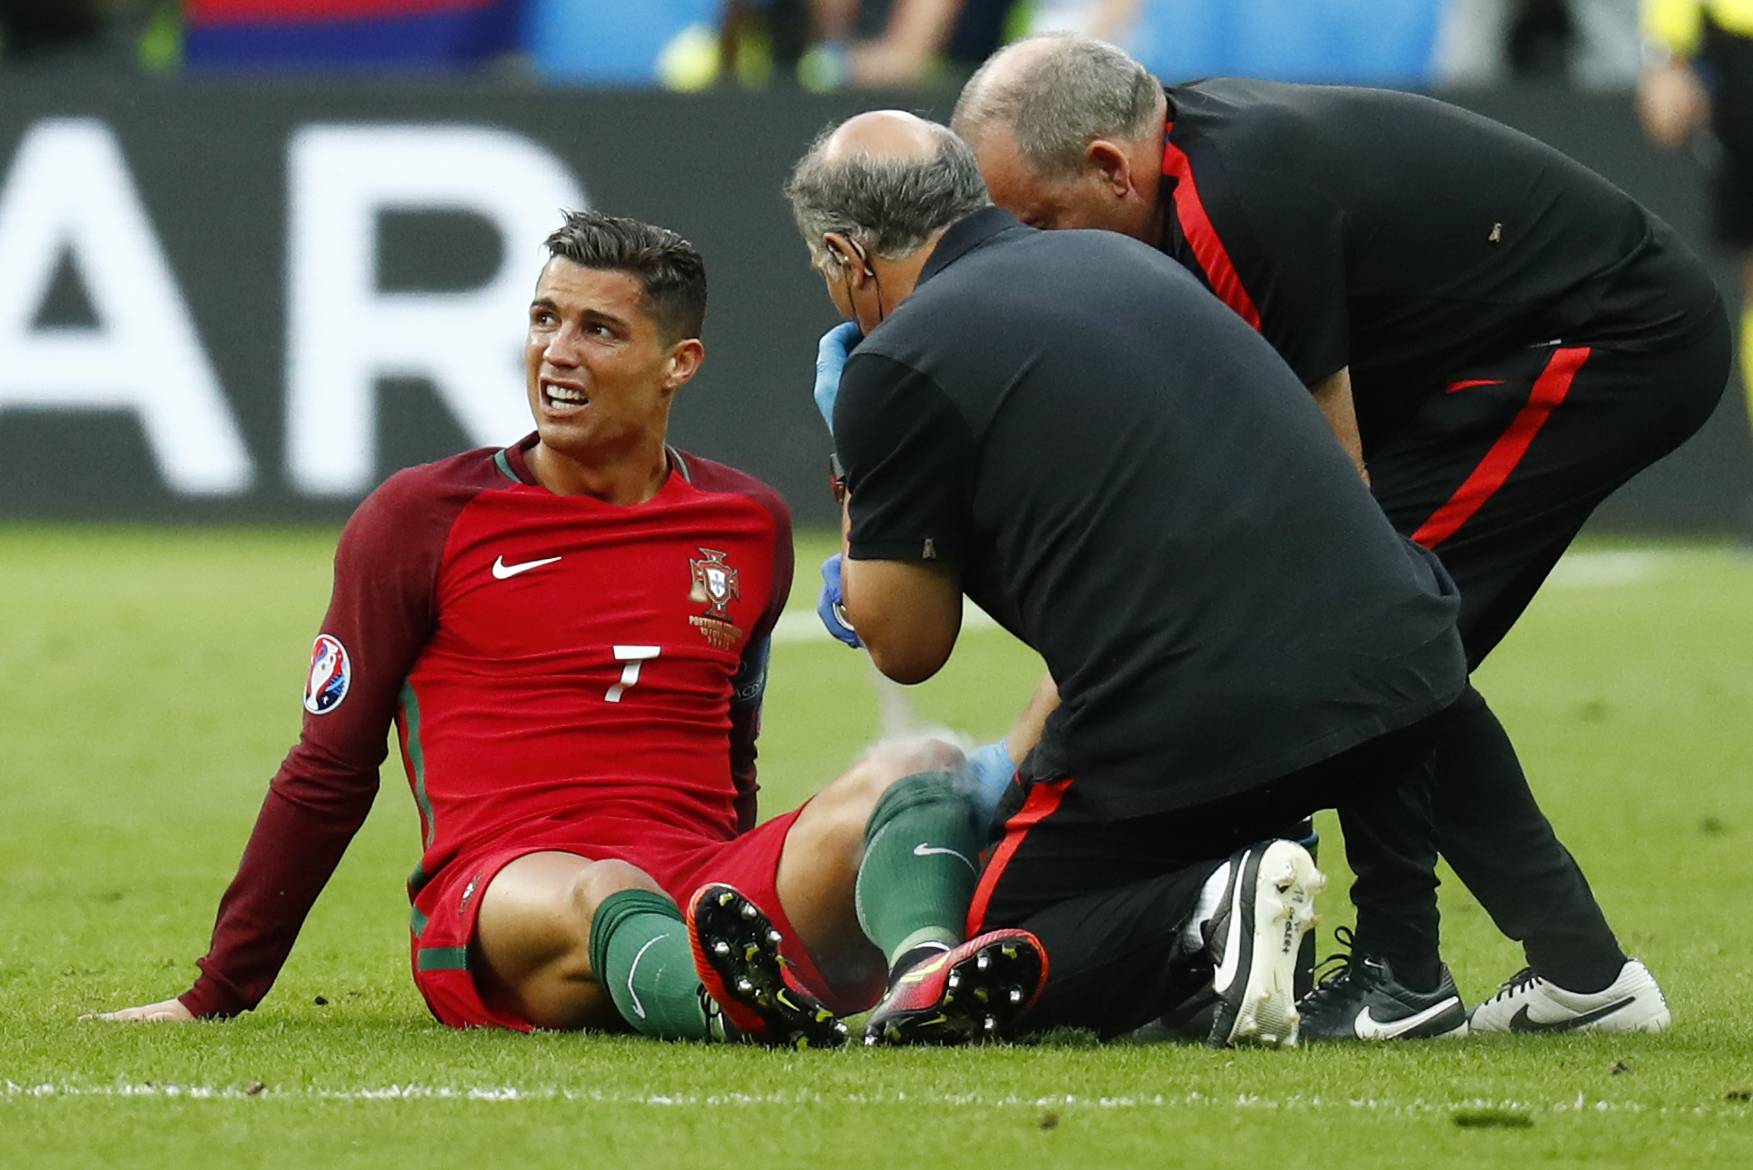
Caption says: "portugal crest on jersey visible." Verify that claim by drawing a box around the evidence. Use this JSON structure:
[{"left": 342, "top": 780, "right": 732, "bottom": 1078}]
[
  {"left": 688, "top": 547, "right": 745, "bottom": 650},
  {"left": 303, "top": 633, "right": 352, "bottom": 715},
  {"left": 690, "top": 547, "right": 740, "bottom": 616}
]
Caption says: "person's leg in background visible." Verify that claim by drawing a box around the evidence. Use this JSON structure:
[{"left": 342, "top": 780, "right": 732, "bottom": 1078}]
[
  {"left": 1739, "top": 250, "right": 1753, "bottom": 541},
  {"left": 1704, "top": 22, "right": 1753, "bottom": 540}
]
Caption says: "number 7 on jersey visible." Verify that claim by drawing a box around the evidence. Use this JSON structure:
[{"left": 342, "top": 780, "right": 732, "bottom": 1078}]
[{"left": 606, "top": 645, "right": 661, "bottom": 702}]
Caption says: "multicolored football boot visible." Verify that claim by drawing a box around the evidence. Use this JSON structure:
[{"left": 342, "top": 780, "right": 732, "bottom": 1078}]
[
  {"left": 863, "top": 929, "right": 1047, "bottom": 1046},
  {"left": 686, "top": 883, "right": 848, "bottom": 1048}
]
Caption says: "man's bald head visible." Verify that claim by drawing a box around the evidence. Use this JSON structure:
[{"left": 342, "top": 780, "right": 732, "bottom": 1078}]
[
  {"left": 953, "top": 33, "right": 1163, "bottom": 179},
  {"left": 818, "top": 109, "right": 945, "bottom": 166},
  {"left": 785, "top": 109, "right": 991, "bottom": 268}
]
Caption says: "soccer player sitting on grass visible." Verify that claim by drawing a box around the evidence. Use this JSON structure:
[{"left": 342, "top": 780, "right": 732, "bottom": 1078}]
[{"left": 88, "top": 210, "right": 1035, "bottom": 1045}]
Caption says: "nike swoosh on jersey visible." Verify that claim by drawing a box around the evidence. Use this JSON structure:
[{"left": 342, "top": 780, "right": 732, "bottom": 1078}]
[
  {"left": 1210, "top": 850, "right": 1252, "bottom": 995},
  {"left": 491, "top": 554, "right": 562, "bottom": 580},
  {"left": 912, "top": 843, "right": 977, "bottom": 872},
  {"left": 1508, "top": 996, "right": 1634, "bottom": 1033},
  {"left": 625, "top": 933, "right": 670, "bottom": 1020},
  {"left": 1353, "top": 997, "right": 1462, "bottom": 1040}
]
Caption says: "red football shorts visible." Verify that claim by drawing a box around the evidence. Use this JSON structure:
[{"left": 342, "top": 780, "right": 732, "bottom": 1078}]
[{"left": 409, "top": 807, "right": 872, "bottom": 1030}]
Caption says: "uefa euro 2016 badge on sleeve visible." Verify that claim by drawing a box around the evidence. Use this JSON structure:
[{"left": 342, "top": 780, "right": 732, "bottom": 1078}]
[{"left": 303, "top": 633, "right": 351, "bottom": 715}]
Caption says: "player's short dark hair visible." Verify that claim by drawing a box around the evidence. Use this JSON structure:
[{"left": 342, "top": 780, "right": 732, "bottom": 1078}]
[
  {"left": 542, "top": 210, "right": 707, "bottom": 342},
  {"left": 953, "top": 33, "right": 1162, "bottom": 178},
  {"left": 785, "top": 121, "right": 991, "bottom": 267}
]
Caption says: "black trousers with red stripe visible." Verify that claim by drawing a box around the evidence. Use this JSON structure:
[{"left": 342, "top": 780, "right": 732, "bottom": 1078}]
[
  {"left": 1370, "top": 325, "right": 1729, "bottom": 668},
  {"left": 970, "top": 711, "right": 1455, "bottom": 1039},
  {"left": 1365, "top": 313, "right": 1732, "bottom": 988}
]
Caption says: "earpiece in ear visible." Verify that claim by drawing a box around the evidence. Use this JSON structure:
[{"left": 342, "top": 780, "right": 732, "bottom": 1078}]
[
  {"left": 829, "top": 238, "right": 875, "bottom": 278},
  {"left": 847, "top": 241, "right": 876, "bottom": 278}
]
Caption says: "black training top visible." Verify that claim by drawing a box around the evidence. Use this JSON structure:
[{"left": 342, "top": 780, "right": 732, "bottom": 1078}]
[
  {"left": 833, "top": 208, "right": 1466, "bottom": 818},
  {"left": 1156, "top": 79, "right": 1723, "bottom": 447}
]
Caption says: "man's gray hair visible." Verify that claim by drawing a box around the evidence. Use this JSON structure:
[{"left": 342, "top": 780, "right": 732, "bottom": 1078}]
[
  {"left": 952, "top": 33, "right": 1161, "bottom": 178},
  {"left": 785, "top": 121, "right": 991, "bottom": 266}
]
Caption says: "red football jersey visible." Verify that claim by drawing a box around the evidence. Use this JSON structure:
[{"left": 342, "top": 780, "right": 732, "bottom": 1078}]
[{"left": 181, "top": 436, "right": 792, "bottom": 1018}]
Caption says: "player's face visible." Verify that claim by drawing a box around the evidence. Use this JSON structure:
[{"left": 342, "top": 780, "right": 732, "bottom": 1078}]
[
  {"left": 976, "top": 136, "right": 1154, "bottom": 240},
  {"left": 525, "top": 259, "right": 697, "bottom": 462}
]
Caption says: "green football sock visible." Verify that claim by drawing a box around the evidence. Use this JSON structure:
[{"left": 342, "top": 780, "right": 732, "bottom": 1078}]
[
  {"left": 854, "top": 770, "right": 983, "bottom": 977},
  {"left": 588, "top": 889, "right": 717, "bottom": 1041}
]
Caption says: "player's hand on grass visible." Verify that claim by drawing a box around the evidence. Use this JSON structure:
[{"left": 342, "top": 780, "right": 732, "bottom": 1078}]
[
  {"left": 814, "top": 322, "right": 863, "bottom": 433},
  {"left": 816, "top": 553, "right": 862, "bottom": 648},
  {"left": 83, "top": 997, "right": 196, "bottom": 1023}
]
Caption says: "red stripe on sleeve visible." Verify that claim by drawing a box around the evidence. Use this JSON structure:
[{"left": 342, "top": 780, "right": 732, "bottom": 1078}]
[
  {"left": 965, "top": 778, "right": 1073, "bottom": 934},
  {"left": 1411, "top": 346, "right": 1592, "bottom": 550},
  {"left": 1161, "top": 128, "right": 1263, "bottom": 332}
]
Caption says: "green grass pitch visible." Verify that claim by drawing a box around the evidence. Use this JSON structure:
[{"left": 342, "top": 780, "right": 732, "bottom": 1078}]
[{"left": 3, "top": 525, "right": 1751, "bottom": 1168}]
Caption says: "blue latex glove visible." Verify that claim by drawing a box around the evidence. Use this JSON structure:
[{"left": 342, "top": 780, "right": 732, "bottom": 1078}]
[
  {"left": 966, "top": 739, "right": 1017, "bottom": 826},
  {"left": 814, "top": 321, "right": 863, "bottom": 434},
  {"left": 816, "top": 553, "right": 862, "bottom": 648}
]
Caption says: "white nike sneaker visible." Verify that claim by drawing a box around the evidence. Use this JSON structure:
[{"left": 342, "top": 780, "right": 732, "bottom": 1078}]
[
  {"left": 1201, "top": 839, "right": 1325, "bottom": 1048},
  {"left": 1468, "top": 959, "right": 1671, "bottom": 1035}
]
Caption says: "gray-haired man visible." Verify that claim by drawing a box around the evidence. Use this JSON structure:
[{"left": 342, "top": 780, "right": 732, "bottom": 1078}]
[{"left": 787, "top": 110, "right": 1477, "bottom": 1046}]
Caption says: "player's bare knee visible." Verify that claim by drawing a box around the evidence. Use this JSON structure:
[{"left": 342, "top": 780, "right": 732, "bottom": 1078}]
[
  {"left": 813, "top": 736, "right": 968, "bottom": 850},
  {"left": 858, "top": 735, "right": 967, "bottom": 798},
  {"left": 565, "top": 859, "right": 666, "bottom": 935}
]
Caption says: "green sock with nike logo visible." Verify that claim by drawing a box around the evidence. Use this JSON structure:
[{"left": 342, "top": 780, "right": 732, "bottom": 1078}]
[
  {"left": 588, "top": 889, "right": 719, "bottom": 1040},
  {"left": 853, "top": 770, "right": 984, "bottom": 979}
]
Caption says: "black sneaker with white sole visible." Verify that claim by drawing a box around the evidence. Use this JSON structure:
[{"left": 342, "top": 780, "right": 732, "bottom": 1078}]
[
  {"left": 1297, "top": 929, "right": 1468, "bottom": 1042},
  {"left": 1202, "top": 839, "right": 1325, "bottom": 1048}
]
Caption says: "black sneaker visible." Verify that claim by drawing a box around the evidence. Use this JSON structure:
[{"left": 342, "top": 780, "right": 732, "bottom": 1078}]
[
  {"left": 686, "top": 883, "right": 848, "bottom": 1048},
  {"left": 1202, "top": 839, "right": 1325, "bottom": 1048},
  {"left": 1297, "top": 927, "right": 1468, "bottom": 1042}
]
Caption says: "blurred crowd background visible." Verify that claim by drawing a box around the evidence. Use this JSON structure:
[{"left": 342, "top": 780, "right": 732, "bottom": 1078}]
[
  {"left": 3, "top": 1, "right": 1747, "bottom": 534},
  {"left": 0, "top": 1, "right": 1691, "bottom": 91}
]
